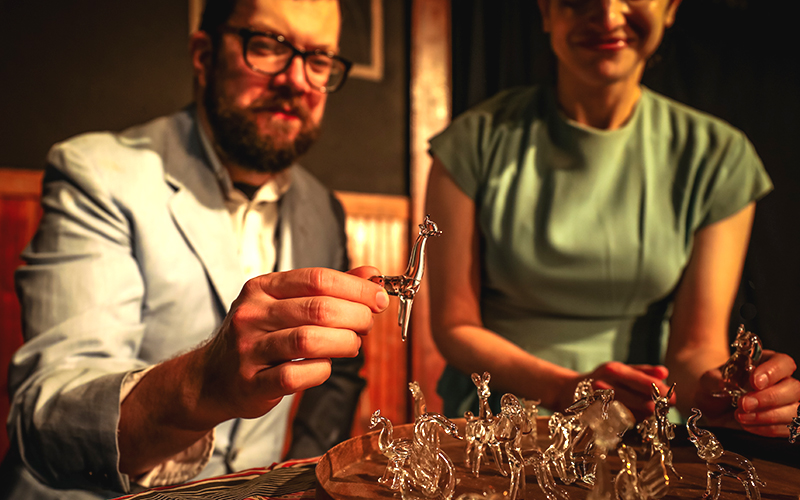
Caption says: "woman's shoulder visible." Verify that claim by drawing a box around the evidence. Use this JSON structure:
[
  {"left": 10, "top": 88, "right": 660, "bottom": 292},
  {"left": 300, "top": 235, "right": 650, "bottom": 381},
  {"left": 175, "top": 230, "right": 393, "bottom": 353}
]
[
  {"left": 459, "top": 85, "right": 550, "bottom": 128},
  {"left": 641, "top": 87, "right": 749, "bottom": 145}
]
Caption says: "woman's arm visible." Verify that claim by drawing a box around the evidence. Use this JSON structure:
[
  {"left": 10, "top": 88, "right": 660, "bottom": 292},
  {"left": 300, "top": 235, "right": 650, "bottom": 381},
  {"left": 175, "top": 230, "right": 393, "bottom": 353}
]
[
  {"left": 666, "top": 202, "right": 800, "bottom": 435},
  {"left": 426, "top": 157, "right": 672, "bottom": 415}
]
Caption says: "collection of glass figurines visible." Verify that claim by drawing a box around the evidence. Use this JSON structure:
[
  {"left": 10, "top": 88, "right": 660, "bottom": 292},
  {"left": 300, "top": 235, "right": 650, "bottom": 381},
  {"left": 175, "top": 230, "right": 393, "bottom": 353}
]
[{"left": 369, "top": 326, "right": 791, "bottom": 500}]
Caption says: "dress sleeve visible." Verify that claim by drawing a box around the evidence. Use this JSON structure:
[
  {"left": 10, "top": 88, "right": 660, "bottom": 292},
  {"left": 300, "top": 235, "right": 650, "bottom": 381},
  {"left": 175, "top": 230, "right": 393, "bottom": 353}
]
[
  {"left": 429, "top": 108, "right": 487, "bottom": 201},
  {"left": 699, "top": 130, "right": 773, "bottom": 228}
]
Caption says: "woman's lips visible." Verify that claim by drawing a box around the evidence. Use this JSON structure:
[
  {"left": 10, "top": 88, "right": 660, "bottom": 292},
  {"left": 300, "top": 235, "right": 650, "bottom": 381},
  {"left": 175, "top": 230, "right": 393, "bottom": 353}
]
[{"left": 578, "top": 38, "right": 628, "bottom": 51}]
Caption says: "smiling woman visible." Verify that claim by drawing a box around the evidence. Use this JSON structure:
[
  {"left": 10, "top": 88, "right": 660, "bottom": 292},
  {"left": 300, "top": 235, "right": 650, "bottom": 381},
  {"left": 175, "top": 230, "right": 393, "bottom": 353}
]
[
  {"left": 425, "top": 0, "right": 800, "bottom": 440},
  {"left": 539, "top": 0, "right": 681, "bottom": 128}
]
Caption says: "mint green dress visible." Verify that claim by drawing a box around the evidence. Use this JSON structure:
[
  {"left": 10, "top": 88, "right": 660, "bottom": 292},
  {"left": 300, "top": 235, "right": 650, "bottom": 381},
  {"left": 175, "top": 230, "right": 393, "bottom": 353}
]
[{"left": 429, "top": 86, "right": 772, "bottom": 416}]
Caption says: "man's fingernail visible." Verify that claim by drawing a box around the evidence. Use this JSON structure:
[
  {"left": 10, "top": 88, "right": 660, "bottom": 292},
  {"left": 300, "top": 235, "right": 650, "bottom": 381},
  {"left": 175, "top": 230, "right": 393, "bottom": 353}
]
[
  {"left": 755, "top": 374, "right": 768, "bottom": 390},
  {"left": 376, "top": 290, "right": 389, "bottom": 310},
  {"left": 741, "top": 396, "right": 758, "bottom": 412}
]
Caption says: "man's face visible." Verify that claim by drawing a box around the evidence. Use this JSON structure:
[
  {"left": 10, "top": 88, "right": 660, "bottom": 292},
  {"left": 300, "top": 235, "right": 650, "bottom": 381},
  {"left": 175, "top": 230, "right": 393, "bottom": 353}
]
[
  {"left": 539, "top": 0, "right": 680, "bottom": 88},
  {"left": 201, "top": 0, "right": 341, "bottom": 173}
]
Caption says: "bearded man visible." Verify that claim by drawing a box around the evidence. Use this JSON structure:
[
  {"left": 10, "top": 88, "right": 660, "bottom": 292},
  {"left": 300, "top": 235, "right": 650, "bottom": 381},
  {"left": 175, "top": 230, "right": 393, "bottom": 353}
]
[{"left": 1, "top": 1, "right": 389, "bottom": 498}]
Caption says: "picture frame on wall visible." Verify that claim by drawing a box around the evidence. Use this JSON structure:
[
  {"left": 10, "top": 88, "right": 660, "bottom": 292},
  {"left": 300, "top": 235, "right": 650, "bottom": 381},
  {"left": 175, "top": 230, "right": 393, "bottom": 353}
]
[{"left": 188, "top": 0, "right": 384, "bottom": 82}]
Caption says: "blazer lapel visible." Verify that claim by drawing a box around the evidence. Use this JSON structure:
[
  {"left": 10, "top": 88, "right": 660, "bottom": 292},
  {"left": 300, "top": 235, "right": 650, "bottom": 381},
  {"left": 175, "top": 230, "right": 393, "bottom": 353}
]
[{"left": 163, "top": 114, "right": 242, "bottom": 312}]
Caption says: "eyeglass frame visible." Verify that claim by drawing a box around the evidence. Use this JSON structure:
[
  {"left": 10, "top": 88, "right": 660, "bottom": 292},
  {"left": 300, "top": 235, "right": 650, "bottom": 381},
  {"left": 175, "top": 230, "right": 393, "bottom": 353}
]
[{"left": 218, "top": 26, "right": 353, "bottom": 94}]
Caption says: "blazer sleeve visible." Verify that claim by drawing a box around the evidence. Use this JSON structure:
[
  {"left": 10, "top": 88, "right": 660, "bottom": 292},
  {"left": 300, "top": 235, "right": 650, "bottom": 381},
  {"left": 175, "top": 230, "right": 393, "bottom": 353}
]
[{"left": 8, "top": 141, "right": 148, "bottom": 494}]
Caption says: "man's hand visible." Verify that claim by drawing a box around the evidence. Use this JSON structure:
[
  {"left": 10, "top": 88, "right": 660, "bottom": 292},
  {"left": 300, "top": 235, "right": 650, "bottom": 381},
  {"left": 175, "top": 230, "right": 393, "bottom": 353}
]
[
  {"left": 698, "top": 350, "right": 800, "bottom": 437},
  {"left": 119, "top": 266, "right": 389, "bottom": 476},
  {"left": 198, "top": 266, "right": 389, "bottom": 426},
  {"left": 558, "top": 362, "right": 672, "bottom": 420}
]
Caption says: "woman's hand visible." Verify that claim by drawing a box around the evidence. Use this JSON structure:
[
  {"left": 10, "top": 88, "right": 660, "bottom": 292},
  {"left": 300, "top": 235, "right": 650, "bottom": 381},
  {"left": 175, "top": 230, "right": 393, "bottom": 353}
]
[
  {"left": 698, "top": 349, "right": 800, "bottom": 437},
  {"left": 560, "top": 362, "right": 672, "bottom": 421}
]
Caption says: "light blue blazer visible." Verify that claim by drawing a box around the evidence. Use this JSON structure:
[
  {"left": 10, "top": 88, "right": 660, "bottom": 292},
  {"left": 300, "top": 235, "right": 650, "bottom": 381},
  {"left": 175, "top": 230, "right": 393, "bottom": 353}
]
[{"left": 2, "top": 107, "right": 360, "bottom": 499}]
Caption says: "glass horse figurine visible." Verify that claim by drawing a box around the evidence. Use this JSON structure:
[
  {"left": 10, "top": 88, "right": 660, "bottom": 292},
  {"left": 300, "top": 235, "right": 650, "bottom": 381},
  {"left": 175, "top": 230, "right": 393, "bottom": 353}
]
[{"left": 370, "top": 215, "right": 442, "bottom": 341}]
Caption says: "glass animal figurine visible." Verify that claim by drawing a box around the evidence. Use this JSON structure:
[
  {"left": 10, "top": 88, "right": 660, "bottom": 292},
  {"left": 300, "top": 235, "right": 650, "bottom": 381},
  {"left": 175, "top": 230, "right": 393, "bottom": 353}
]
[
  {"left": 712, "top": 324, "right": 762, "bottom": 407},
  {"left": 686, "top": 408, "right": 766, "bottom": 500},
  {"left": 494, "top": 393, "right": 533, "bottom": 500},
  {"left": 371, "top": 381, "right": 463, "bottom": 499},
  {"left": 579, "top": 392, "right": 634, "bottom": 500},
  {"left": 788, "top": 404, "right": 800, "bottom": 444},
  {"left": 370, "top": 215, "right": 442, "bottom": 341},
  {"left": 463, "top": 372, "right": 504, "bottom": 478}
]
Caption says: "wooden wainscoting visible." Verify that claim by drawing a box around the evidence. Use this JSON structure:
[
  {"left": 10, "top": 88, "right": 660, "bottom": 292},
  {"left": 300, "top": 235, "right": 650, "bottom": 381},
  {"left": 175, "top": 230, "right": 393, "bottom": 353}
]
[
  {"left": 0, "top": 167, "right": 44, "bottom": 461},
  {"left": 334, "top": 191, "right": 411, "bottom": 435}
]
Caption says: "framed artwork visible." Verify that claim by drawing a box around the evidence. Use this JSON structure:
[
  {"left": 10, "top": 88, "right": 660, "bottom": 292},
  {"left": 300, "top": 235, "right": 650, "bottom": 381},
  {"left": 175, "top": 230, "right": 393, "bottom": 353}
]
[{"left": 188, "top": 0, "right": 384, "bottom": 81}]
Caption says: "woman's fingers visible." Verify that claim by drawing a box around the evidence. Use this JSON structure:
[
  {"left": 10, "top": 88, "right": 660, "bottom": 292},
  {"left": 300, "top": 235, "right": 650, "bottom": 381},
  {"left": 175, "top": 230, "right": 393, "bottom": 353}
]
[{"left": 751, "top": 350, "right": 798, "bottom": 391}]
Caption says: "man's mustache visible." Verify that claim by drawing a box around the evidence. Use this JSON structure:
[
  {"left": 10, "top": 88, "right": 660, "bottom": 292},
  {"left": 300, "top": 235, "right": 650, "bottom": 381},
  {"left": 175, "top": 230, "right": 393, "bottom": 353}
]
[{"left": 249, "top": 97, "right": 311, "bottom": 121}]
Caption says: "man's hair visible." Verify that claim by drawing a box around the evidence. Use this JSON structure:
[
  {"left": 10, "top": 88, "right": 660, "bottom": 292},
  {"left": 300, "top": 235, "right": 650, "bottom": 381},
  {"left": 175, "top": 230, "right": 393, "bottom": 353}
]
[{"left": 199, "top": 0, "right": 238, "bottom": 45}]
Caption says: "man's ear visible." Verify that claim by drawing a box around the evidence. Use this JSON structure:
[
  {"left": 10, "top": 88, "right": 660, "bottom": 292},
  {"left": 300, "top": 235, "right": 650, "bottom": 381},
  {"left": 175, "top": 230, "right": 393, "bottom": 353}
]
[
  {"left": 665, "top": 0, "right": 683, "bottom": 27},
  {"left": 189, "top": 31, "right": 214, "bottom": 89},
  {"left": 537, "top": 0, "right": 552, "bottom": 33}
]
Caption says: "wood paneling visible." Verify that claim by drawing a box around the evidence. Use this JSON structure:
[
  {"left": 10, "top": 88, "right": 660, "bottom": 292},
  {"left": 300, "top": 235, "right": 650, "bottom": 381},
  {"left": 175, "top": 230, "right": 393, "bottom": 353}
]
[
  {"left": 335, "top": 191, "right": 410, "bottom": 433},
  {"left": 409, "top": 0, "right": 451, "bottom": 416},
  {"left": 0, "top": 168, "right": 43, "bottom": 461}
]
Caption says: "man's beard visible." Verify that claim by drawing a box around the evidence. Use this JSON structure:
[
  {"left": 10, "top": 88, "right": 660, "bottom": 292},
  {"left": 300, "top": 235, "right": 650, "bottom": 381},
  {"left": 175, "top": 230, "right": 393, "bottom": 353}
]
[{"left": 204, "top": 76, "right": 320, "bottom": 174}]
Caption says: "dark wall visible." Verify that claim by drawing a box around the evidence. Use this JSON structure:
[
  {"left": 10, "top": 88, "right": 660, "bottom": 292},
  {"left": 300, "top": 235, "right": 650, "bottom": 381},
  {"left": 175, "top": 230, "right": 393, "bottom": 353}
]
[
  {"left": 450, "top": 0, "right": 800, "bottom": 360},
  {"left": 301, "top": 0, "right": 408, "bottom": 195},
  {"left": 0, "top": 1, "right": 194, "bottom": 166},
  {"left": 0, "top": 0, "right": 408, "bottom": 196}
]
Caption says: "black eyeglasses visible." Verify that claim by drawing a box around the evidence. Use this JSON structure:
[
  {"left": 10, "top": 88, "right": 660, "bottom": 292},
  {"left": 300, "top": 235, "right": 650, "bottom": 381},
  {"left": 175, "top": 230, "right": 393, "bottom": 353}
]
[{"left": 220, "top": 26, "right": 352, "bottom": 93}]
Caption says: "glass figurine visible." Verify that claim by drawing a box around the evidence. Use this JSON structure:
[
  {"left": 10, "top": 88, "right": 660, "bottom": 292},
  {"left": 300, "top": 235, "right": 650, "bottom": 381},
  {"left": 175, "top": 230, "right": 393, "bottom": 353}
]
[
  {"left": 494, "top": 393, "right": 534, "bottom": 500},
  {"left": 543, "top": 411, "right": 582, "bottom": 485},
  {"left": 712, "top": 324, "right": 763, "bottom": 407},
  {"left": 370, "top": 215, "right": 442, "bottom": 341},
  {"left": 615, "top": 444, "right": 643, "bottom": 500},
  {"left": 788, "top": 403, "right": 800, "bottom": 444},
  {"left": 615, "top": 442, "right": 673, "bottom": 500},
  {"left": 578, "top": 393, "right": 635, "bottom": 500},
  {"left": 519, "top": 398, "right": 541, "bottom": 453},
  {"left": 464, "top": 372, "right": 505, "bottom": 477},
  {"left": 371, "top": 409, "right": 414, "bottom": 491},
  {"left": 686, "top": 408, "right": 766, "bottom": 500},
  {"left": 371, "top": 409, "right": 463, "bottom": 499},
  {"left": 410, "top": 381, "right": 428, "bottom": 419},
  {"left": 646, "top": 383, "right": 681, "bottom": 481},
  {"left": 410, "top": 381, "right": 440, "bottom": 450},
  {"left": 526, "top": 449, "right": 573, "bottom": 500},
  {"left": 564, "top": 379, "right": 615, "bottom": 485},
  {"left": 403, "top": 413, "right": 463, "bottom": 500}
]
